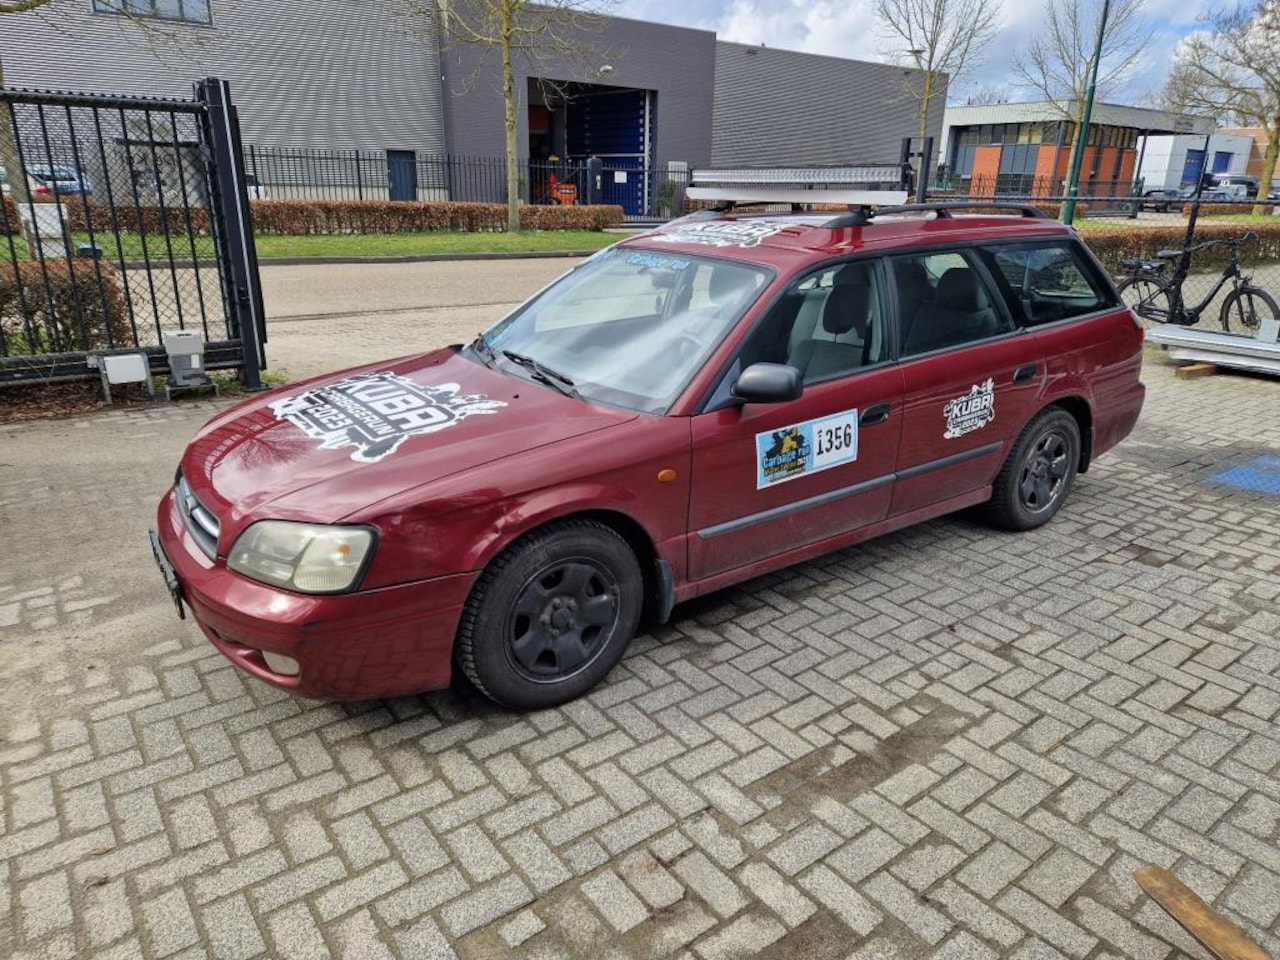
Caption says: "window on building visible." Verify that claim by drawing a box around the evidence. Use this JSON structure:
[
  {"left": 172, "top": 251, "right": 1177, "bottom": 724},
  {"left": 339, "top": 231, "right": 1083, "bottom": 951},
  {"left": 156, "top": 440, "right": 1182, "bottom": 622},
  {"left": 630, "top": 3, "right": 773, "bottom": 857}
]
[{"left": 92, "top": 0, "right": 211, "bottom": 25}]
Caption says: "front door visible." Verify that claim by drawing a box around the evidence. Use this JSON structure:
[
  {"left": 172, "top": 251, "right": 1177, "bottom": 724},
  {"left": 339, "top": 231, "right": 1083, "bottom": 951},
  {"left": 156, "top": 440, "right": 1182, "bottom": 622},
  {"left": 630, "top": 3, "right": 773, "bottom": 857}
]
[
  {"left": 689, "top": 260, "right": 905, "bottom": 580},
  {"left": 888, "top": 249, "right": 1045, "bottom": 516},
  {"left": 387, "top": 150, "right": 417, "bottom": 202}
]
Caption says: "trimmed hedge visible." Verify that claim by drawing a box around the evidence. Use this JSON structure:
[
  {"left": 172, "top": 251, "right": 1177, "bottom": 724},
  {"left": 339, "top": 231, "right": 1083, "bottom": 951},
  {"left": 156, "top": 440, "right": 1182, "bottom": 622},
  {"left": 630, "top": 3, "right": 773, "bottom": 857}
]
[
  {"left": 1180, "top": 202, "right": 1276, "bottom": 217},
  {"left": 0, "top": 260, "right": 131, "bottom": 355},
  {"left": 1081, "top": 222, "right": 1280, "bottom": 275},
  {"left": 61, "top": 199, "right": 625, "bottom": 236}
]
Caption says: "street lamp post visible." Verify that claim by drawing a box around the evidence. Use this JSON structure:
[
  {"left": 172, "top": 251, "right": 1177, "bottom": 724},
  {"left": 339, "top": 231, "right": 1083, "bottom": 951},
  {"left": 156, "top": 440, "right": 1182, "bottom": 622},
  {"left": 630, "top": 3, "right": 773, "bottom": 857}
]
[{"left": 1061, "top": 0, "right": 1111, "bottom": 225}]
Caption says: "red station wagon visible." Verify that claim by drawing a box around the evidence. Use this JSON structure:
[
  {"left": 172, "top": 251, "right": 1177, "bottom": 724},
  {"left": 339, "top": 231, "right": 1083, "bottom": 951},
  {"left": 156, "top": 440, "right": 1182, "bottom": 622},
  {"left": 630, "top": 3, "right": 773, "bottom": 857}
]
[{"left": 152, "top": 197, "right": 1145, "bottom": 709}]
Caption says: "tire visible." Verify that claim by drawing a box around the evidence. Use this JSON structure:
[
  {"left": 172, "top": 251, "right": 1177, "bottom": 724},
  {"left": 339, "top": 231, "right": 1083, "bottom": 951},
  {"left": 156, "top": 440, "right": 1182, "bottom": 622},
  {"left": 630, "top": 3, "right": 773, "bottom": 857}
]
[
  {"left": 1115, "top": 276, "right": 1172, "bottom": 327},
  {"left": 984, "top": 407, "right": 1081, "bottom": 532},
  {"left": 455, "top": 519, "right": 643, "bottom": 710},
  {"left": 1219, "top": 286, "right": 1279, "bottom": 334}
]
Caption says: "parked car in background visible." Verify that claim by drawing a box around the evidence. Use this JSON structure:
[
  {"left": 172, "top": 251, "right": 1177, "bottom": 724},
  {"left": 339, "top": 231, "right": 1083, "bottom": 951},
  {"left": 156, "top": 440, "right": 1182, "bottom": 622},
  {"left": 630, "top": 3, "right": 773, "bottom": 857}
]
[
  {"left": 153, "top": 198, "right": 1146, "bottom": 709},
  {"left": 1179, "top": 184, "right": 1247, "bottom": 203},
  {"left": 26, "top": 163, "right": 94, "bottom": 196},
  {"left": 1140, "top": 188, "right": 1180, "bottom": 212},
  {"left": 1210, "top": 174, "right": 1260, "bottom": 198}
]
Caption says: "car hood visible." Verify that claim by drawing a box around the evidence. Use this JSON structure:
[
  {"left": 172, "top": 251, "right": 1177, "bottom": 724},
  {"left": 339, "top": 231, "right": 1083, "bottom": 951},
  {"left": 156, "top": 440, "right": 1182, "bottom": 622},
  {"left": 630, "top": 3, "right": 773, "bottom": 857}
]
[{"left": 182, "top": 348, "right": 637, "bottom": 531}]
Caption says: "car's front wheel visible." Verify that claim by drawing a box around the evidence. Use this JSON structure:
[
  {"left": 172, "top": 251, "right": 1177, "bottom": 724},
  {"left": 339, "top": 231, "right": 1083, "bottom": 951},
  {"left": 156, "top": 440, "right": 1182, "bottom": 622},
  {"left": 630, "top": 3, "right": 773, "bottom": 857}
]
[
  {"left": 985, "top": 407, "right": 1081, "bottom": 531},
  {"left": 456, "top": 520, "right": 643, "bottom": 710}
]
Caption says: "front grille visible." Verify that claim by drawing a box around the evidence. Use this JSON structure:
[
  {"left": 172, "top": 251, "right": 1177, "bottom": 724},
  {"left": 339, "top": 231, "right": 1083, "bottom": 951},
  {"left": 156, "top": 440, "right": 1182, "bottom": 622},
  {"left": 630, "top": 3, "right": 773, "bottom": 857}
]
[{"left": 176, "top": 473, "right": 220, "bottom": 558}]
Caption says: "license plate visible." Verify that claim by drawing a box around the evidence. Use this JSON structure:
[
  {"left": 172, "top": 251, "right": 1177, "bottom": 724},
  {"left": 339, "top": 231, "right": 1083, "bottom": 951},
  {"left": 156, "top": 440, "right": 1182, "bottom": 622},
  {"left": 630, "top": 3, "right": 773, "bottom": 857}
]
[{"left": 149, "top": 529, "right": 186, "bottom": 620}]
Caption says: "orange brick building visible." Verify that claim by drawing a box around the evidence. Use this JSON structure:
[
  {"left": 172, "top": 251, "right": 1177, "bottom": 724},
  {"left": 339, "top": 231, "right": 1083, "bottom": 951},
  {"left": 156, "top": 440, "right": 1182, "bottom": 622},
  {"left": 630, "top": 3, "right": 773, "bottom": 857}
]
[{"left": 939, "top": 101, "right": 1212, "bottom": 197}]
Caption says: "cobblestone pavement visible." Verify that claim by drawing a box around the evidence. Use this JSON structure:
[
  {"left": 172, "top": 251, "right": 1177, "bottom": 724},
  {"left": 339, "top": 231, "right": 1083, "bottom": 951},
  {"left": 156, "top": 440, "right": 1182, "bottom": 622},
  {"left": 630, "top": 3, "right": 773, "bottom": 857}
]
[{"left": 2, "top": 349, "right": 1280, "bottom": 959}]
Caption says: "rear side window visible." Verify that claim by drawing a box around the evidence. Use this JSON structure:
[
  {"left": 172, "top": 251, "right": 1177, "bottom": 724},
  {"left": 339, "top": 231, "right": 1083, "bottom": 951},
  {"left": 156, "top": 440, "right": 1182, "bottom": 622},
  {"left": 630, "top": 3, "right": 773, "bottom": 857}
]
[
  {"left": 892, "top": 250, "right": 1014, "bottom": 358},
  {"left": 979, "top": 241, "right": 1117, "bottom": 327}
]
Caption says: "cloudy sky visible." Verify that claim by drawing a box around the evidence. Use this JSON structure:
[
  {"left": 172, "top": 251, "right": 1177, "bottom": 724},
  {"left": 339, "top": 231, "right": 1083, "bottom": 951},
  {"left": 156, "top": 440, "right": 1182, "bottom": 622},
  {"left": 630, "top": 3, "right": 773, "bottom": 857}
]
[{"left": 625, "top": 0, "right": 1217, "bottom": 104}]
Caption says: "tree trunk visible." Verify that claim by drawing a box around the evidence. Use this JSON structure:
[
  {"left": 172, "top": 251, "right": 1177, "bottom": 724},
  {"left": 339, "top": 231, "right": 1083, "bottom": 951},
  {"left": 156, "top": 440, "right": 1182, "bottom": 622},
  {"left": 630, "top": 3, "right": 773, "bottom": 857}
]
[
  {"left": 1254, "top": 119, "right": 1279, "bottom": 217},
  {"left": 0, "top": 54, "right": 34, "bottom": 208},
  {"left": 918, "top": 69, "right": 933, "bottom": 153},
  {"left": 501, "top": 4, "right": 520, "bottom": 233}
]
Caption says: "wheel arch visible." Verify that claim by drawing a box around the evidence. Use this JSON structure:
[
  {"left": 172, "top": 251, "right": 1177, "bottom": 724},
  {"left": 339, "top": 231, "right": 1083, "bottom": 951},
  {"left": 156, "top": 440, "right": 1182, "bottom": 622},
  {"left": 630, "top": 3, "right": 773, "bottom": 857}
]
[
  {"left": 1046, "top": 395, "right": 1094, "bottom": 473},
  {"left": 470, "top": 507, "right": 667, "bottom": 627}
]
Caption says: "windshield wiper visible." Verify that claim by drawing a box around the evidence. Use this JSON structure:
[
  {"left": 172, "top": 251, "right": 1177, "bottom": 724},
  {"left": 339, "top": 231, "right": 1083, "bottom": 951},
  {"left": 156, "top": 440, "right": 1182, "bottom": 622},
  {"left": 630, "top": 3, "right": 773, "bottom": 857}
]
[
  {"left": 469, "top": 334, "right": 498, "bottom": 369},
  {"left": 501, "top": 350, "right": 580, "bottom": 399}
]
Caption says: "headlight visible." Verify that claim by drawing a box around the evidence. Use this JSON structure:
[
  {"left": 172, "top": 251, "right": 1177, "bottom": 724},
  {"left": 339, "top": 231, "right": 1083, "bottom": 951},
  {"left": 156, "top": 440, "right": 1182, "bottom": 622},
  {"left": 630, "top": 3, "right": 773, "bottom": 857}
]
[{"left": 228, "top": 521, "right": 375, "bottom": 594}]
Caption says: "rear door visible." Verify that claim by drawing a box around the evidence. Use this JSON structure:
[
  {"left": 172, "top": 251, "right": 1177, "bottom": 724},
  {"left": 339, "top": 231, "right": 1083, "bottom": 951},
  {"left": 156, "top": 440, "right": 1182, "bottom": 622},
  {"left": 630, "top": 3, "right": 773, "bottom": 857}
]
[
  {"left": 977, "top": 238, "right": 1143, "bottom": 455},
  {"left": 889, "top": 248, "right": 1046, "bottom": 517},
  {"left": 688, "top": 259, "right": 904, "bottom": 580}
]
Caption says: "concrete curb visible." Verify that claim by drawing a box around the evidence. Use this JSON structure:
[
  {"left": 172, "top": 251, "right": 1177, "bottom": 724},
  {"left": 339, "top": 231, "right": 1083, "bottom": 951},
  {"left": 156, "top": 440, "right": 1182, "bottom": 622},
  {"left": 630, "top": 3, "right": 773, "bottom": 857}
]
[
  {"left": 109, "top": 250, "right": 607, "bottom": 270},
  {"left": 256, "top": 250, "right": 604, "bottom": 267}
]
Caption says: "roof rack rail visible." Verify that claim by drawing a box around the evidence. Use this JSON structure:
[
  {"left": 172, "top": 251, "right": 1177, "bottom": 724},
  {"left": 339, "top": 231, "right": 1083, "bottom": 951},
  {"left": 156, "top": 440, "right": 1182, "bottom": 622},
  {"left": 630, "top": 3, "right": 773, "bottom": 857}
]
[
  {"left": 877, "top": 202, "right": 1049, "bottom": 219},
  {"left": 822, "top": 201, "right": 1049, "bottom": 229}
]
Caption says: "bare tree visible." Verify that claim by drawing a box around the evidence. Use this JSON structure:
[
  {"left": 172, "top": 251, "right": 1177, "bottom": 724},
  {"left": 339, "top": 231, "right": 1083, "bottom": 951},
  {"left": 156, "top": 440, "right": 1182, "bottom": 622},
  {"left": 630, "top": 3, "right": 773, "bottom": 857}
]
[
  {"left": 877, "top": 0, "right": 1001, "bottom": 153},
  {"left": 1013, "top": 0, "right": 1152, "bottom": 153},
  {"left": 1165, "top": 2, "right": 1280, "bottom": 209},
  {"left": 405, "top": 0, "right": 612, "bottom": 232},
  {"left": 964, "top": 83, "right": 1011, "bottom": 106}
]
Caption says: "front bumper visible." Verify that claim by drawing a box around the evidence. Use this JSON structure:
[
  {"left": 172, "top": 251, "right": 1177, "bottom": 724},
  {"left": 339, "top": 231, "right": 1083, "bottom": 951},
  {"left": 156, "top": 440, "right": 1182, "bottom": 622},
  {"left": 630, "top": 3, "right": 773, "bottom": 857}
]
[{"left": 155, "top": 488, "right": 476, "bottom": 700}]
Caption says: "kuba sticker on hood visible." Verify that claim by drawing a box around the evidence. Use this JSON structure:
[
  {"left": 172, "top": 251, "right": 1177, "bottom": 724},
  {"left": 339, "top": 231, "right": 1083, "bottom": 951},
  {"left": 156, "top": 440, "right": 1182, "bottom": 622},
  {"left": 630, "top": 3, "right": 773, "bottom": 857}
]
[{"left": 270, "top": 372, "right": 507, "bottom": 463}]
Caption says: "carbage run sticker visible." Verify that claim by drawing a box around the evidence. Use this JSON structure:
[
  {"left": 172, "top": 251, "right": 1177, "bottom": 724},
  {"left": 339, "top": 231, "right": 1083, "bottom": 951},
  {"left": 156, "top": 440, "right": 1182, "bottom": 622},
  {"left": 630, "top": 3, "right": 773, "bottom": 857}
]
[
  {"left": 651, "top": 220, "right": 783, "bottom": 248},
  {"left": 270, "top": 372, "right": 507, "bottom": 463},
  {"left": 756, "top": 410, "right": 858, "bottom": 488},
  {"left": 944, "top": 378, "right": 996, "bottom": 439}
]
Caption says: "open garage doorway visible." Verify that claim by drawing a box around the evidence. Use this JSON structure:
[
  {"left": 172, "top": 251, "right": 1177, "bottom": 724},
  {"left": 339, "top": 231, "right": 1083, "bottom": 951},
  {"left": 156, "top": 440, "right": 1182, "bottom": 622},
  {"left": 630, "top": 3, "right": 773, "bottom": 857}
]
[{"left": 528, "top": 80, "right": 655, "bottom": 217}]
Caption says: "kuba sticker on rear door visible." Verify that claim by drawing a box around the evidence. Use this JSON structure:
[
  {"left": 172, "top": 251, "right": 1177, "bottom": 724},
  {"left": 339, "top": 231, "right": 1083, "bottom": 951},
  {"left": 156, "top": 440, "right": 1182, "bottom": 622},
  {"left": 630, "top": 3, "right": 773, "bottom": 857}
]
[
  {"left": 270, "top": 372, "right": 507, "bottom": 463},
  {"left": 943, "top": 378, "right": 995, "bottom": 439}
]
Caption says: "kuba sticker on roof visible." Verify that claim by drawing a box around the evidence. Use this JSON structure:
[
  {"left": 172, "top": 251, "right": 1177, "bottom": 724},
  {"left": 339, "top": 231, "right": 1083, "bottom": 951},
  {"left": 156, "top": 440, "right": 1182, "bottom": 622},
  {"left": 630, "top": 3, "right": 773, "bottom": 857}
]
[
  {"left": 650, "top": 220, "right": 784, "bottom": 248},
  {"left": 270, "top": 372, "right": 507, "bottom": 463}
]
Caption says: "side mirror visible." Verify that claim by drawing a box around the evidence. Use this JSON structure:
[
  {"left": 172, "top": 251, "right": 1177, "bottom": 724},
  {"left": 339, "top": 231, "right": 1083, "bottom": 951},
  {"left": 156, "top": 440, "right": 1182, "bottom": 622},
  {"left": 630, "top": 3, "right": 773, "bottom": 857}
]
[{"left": 732, "top": 363, "right": 802, "bottom": 404}]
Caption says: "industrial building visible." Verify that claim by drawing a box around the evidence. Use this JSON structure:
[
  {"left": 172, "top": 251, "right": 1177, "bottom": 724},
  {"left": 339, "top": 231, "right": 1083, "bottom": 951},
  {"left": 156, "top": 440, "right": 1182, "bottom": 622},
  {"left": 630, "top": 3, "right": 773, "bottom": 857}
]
[
  {"left": 4, "top": 1, "right": 940, "bottom": 216},
  {"left": 939, "top": 101, "right": 1212, "bottom": 196}
]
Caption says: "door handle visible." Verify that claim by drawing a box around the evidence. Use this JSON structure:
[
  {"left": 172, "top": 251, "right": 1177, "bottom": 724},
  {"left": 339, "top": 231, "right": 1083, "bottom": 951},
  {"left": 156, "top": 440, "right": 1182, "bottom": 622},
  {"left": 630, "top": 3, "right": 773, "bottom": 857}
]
[
  {"left": 1014, "top": 364, "right": 1039, "bottom": 384},
  {"left": 860, "top": 403, "right": 891, "bottom": 426}
]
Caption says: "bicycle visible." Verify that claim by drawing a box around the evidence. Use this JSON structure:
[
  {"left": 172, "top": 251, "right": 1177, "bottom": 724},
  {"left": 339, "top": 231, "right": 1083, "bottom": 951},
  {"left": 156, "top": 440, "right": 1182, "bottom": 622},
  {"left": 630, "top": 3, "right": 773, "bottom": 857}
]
[{"left": 1115, "top": 232, "right": 1279, "bottom": 334}]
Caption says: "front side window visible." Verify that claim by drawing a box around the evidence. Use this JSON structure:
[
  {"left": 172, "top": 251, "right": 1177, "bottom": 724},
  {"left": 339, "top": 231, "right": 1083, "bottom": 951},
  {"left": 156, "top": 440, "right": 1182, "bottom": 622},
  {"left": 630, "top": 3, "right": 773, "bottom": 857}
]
[
  {"left": 93, "top": 0, "right": 211, "bottom": 25},
  {"left": 737, "top": 260, "right": 889, "bottom": 385},
  {"left": 978, "top": 241, "right": 1116, "bottom": 326},
  {"left": 481, "top": 249, "right": 771, "bottom": 414},
  {"left": 892, "top": 250, "right": 1013, "bottom": 357}
]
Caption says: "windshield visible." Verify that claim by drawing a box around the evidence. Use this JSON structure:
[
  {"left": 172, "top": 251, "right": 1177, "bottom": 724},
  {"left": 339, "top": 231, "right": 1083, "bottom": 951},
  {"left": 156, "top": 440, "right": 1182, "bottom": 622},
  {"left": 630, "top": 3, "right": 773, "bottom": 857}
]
[{"left": 479, "top": 248, "right": 772, "bottom": 413}]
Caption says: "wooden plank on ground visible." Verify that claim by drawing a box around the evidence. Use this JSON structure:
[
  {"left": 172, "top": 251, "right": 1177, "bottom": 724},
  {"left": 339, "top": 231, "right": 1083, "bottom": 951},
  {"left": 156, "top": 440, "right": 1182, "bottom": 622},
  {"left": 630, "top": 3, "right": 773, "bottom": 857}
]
[
  {"left": 1175, "top": 362, "right": 1219, "bottom": 380},
  {"left": 1134, "top": 866, "right": 1272, "bottom": 960}
]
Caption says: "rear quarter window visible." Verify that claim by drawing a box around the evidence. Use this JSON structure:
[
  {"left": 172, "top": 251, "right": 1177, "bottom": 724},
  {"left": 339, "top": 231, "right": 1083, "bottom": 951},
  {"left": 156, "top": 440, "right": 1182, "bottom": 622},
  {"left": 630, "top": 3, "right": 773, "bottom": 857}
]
[{"left": 978, "top": 240, "right": 1117, "bottom": 327}]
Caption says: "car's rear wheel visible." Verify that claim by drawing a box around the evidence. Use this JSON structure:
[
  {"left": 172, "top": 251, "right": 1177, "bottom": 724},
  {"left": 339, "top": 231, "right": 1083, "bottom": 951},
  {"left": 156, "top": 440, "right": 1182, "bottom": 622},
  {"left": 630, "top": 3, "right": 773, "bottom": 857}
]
[
  {"left": 984, "top": 407, "right": 1080, "bottom": 531},
  {"left": 456, "top": 520, "right": 643, "bottom": 710}
]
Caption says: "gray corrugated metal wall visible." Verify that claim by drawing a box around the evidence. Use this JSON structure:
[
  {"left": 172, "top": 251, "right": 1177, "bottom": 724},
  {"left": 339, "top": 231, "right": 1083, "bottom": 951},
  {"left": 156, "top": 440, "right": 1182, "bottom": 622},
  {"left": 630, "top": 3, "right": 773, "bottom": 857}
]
[
  {"left": 712, "top": 42, "right": 946, "bottom": 168},
  {"left": 441, "top": 14, "right": 716, "bottom": 171},
  {"left": 2, "top": 0, "right": 447, "bottom": 155}
]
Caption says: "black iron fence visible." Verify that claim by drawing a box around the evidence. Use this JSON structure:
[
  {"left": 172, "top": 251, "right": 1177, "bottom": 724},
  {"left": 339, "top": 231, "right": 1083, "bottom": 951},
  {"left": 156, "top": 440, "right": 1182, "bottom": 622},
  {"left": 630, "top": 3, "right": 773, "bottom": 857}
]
[
  {"left": 241, "top": 145, "right": 690, "bottom": 221},
  {"left": 1, "top": 79, "right": 264, "bottom": 386}
]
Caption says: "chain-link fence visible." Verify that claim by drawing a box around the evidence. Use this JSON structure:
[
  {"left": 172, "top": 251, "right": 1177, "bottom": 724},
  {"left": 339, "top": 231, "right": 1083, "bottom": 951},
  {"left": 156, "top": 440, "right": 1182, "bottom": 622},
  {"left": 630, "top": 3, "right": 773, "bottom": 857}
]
[{"left": 1, "top": 81, "right": 263, "bottom": 385}]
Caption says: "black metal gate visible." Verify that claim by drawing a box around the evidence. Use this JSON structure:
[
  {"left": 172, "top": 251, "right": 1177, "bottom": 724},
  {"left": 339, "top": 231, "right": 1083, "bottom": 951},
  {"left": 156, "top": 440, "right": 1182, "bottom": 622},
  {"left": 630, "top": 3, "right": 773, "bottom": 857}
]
[{"left": 0, "top": 78, "right": 264, "bottom": 388}]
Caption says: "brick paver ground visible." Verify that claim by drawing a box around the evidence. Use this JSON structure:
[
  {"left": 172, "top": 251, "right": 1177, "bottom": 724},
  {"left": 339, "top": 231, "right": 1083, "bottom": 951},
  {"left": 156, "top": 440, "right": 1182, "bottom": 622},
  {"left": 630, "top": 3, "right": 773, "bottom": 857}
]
[{"left": 3, "top": 313, "right": 1280, "bottom": 957}]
